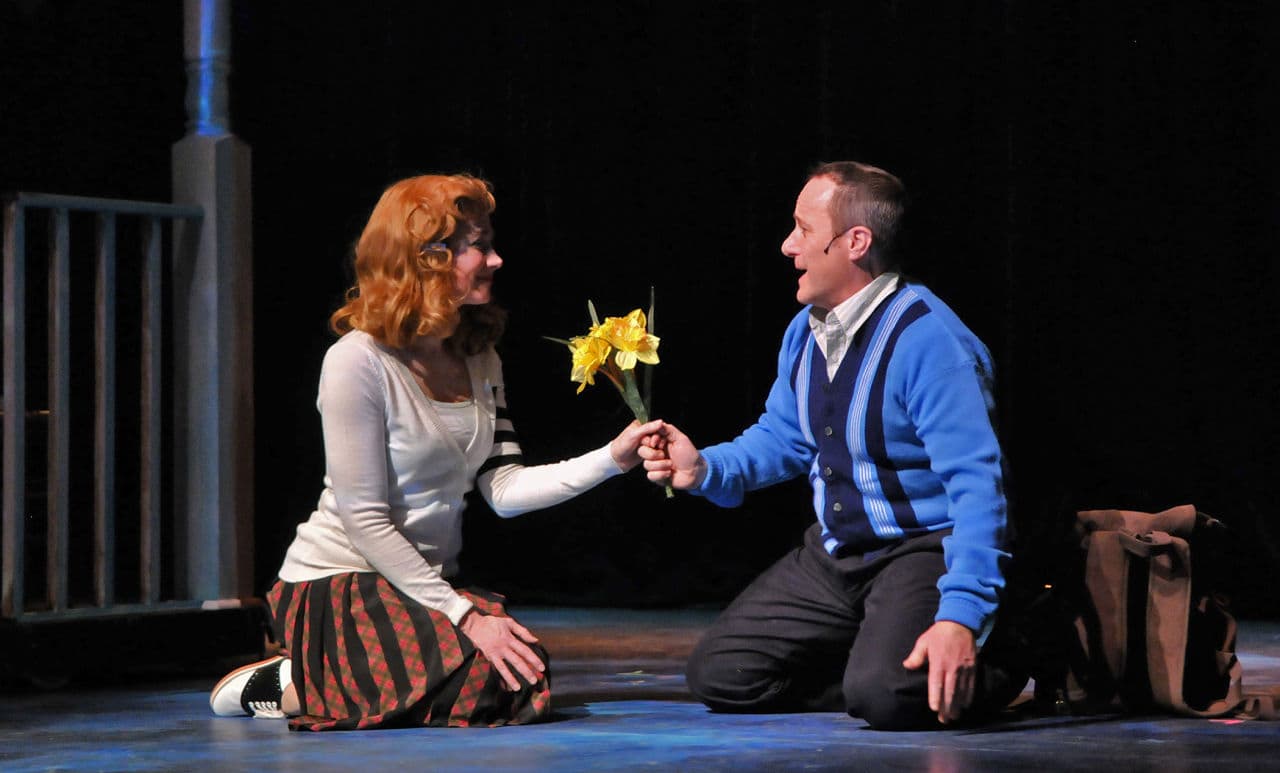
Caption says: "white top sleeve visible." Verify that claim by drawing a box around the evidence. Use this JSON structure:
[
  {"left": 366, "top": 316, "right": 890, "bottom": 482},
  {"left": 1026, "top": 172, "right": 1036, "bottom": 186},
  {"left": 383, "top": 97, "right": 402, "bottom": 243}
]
[
  {"left": 474, "top": 354, "right": 625, "bottom": 517},
  {"left": 478, "top": 443, "right": 625, "bottom": 518}
]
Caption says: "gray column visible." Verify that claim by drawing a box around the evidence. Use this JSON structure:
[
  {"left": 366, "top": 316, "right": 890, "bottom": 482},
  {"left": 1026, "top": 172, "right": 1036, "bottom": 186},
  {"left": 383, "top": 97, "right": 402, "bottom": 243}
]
[{"left": 171, "top": 0, "right": 254, "bottom": 600}]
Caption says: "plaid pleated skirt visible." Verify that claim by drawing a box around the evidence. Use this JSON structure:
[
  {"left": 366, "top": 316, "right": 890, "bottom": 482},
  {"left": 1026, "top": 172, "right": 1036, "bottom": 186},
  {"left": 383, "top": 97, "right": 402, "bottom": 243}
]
[{"left": 266, "top": 573, "right": 551, "bottom": 731}]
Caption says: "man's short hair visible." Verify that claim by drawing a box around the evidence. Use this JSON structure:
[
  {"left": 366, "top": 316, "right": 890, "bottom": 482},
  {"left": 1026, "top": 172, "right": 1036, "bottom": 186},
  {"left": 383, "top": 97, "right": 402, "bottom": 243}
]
[{"left": 810, "top": 161, "right": 906, "bottom": 265}]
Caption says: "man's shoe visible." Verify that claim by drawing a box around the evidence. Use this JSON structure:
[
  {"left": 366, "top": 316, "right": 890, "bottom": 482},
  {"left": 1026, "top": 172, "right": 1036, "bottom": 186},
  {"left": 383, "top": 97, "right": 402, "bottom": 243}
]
[{"left": 210, "top": 655, "right": 290, "bottom": 718}]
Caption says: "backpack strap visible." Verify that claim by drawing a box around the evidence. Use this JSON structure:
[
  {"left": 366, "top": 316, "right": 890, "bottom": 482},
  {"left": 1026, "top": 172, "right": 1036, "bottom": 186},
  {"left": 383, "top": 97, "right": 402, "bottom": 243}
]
[
  {"left": 1081, "top": 530, "right": 1130, "bottom": 686},
  {"left": 1077, "top": 504, "right": 1200, "bottom": 539},
  {"left": 1130, "top": 529, "right": 1243, "bottom": 717}
]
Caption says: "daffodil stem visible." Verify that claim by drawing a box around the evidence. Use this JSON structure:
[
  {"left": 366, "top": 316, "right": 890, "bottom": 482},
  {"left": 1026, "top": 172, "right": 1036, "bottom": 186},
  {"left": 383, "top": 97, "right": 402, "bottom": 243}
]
[
  {"left": 622, "top": 371, "right": 674, "bottom": 499},
  {"left": 642, "top": 286, "right": 655, "bottom": 416},
  {"left": 621, "top": 371, "right": 648, "bottom": 423}
]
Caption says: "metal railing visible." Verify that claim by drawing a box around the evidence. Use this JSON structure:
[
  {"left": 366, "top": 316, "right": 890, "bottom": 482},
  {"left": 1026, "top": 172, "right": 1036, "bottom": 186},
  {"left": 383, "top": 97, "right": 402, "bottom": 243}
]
[{"left": 3, "top": 192, "right": 203, "bottom": 619}]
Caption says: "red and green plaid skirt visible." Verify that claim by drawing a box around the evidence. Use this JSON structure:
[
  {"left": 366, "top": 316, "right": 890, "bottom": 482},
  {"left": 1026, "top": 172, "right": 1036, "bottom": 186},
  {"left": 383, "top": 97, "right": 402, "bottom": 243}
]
[{"left": 266, "top": 573, "right": 551, "bottom": 731}]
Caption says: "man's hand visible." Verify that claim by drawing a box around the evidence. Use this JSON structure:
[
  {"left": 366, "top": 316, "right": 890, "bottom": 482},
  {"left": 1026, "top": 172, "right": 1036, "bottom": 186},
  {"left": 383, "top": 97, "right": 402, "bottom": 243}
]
[
  {"left": 901, "top": 620, "right": 977, "bottom": 724},
  {"left": 637, "top": 422, "right": 707, "bottom": 490},
  {"left": 459, "top": 611, "right": 545, "bottom": 691}
]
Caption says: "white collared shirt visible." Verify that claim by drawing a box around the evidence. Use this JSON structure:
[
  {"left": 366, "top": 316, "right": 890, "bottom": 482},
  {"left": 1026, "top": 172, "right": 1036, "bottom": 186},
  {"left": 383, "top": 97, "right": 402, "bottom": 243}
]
[{"left": 807, "top": 273, "right": 901, "bottom": 380}]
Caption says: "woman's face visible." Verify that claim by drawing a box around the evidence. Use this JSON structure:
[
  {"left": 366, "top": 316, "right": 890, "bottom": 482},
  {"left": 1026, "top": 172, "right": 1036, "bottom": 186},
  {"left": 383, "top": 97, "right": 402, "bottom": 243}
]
[{"left": 452, "top": 215, "right": 503, "bottom": 305}]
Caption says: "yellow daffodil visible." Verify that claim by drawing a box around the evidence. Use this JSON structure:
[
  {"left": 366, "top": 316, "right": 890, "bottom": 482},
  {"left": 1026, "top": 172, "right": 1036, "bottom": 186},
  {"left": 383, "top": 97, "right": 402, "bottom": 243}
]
[
  {"left": 568, "top": 334, "right": 614, "bottom": 393},
  {"left": 598, "top": 309, "right": 660, "bottom": 371},
  {"left": 546, "top": 295, "right": 673, "bottom": 498}
]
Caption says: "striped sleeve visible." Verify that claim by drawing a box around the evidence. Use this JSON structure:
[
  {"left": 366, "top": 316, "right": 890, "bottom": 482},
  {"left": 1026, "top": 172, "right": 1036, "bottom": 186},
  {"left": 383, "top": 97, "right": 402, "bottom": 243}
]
[
  {"left": 477, "top": 383, "right": 524, "bottom": 477},
  {"left": 473, "top": 359, "right": 625, "bottom": 518}
]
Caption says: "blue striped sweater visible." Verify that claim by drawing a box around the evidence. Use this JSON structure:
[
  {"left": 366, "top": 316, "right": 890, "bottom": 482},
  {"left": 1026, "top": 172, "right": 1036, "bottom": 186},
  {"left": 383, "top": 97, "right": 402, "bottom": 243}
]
[{"left": 695, "top": 283, "right": 1009, "bottom": 632}]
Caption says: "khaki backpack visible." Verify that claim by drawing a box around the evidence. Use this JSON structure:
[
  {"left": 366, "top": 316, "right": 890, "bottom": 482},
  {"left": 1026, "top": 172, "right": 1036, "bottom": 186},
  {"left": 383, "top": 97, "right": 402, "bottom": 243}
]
[{"left": 1039, "top": 505, "right": 1277, "bottom": 719}]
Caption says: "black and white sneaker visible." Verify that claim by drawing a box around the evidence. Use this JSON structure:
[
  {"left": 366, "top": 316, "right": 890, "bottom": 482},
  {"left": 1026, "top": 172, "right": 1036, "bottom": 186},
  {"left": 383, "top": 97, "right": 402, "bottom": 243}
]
[{"left": 209, "top": 655, "right": 291, "bottom": 719}]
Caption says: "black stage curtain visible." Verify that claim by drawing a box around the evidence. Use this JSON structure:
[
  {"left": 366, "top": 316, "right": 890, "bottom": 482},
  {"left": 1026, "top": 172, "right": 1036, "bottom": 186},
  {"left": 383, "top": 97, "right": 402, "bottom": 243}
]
[{"left": 3, "top": 1, "right": 1277, "bottom": 616}]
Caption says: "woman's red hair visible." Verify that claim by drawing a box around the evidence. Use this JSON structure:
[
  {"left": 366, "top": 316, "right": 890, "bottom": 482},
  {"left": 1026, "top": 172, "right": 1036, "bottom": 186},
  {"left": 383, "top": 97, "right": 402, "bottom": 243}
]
[{"left": 330, "top": 174, "right": 505, "bottom": 354}]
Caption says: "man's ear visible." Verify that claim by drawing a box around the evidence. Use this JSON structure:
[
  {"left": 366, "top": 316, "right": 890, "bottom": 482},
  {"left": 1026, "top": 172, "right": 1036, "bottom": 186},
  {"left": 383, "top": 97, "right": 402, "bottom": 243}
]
[{"left": 848, "top": 225, "right": 874, "bottom": 263}]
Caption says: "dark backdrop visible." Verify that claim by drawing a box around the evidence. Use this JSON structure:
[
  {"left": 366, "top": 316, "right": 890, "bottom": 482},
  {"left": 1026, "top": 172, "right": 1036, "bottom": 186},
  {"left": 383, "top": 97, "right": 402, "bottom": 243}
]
[{"left": 3, "top": 1, "right": 1277, "bottom": 617}]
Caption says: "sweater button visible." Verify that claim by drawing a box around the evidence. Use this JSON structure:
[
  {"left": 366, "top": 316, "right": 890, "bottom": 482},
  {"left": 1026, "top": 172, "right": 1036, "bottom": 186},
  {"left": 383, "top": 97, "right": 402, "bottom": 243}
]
[
  {"left": 823, "top": 466, "right": 833, "bottom": 478},
  {"left": 823, "top": 426, "right": 833, "bottom": 437},
  {"left": 832, "top": 502, "right": 843, "bottom": 512}
]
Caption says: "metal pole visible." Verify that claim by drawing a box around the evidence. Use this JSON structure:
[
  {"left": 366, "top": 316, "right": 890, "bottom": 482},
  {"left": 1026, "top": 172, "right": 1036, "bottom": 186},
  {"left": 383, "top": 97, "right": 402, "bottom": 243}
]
[
  {"left": 183, "top": 0, "right": 231, "bottom": 137},
  {"left": 3, "top": 201, "right": 27, "bottom": 618},
  {"left": 95, "top": 213, "right": 118, "bottom": 607},
  {"left": 47, "top": 209, "right": 70, "bottom": 613},
  {"left": 173, "top": 0, "right": 255, "bottom": 600}
]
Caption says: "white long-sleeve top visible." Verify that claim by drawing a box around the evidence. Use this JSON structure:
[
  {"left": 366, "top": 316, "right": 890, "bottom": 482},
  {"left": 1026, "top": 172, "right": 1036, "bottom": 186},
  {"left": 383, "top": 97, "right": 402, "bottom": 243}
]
[{"left": 277, "top": 330, "right": 624, "bottom": 624}]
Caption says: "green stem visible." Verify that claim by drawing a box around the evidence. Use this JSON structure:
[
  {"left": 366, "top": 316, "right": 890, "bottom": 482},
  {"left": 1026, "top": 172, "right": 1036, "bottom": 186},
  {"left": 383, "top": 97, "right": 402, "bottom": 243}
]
[
  {"left": 623, "top": 371, "right": 674, "bottom": 499},
  {"left": 621, "top": 370, "right": 649, "bottom": 422},
  {"left": 643, "top": 286, "right": 655, "bottom": 416}
]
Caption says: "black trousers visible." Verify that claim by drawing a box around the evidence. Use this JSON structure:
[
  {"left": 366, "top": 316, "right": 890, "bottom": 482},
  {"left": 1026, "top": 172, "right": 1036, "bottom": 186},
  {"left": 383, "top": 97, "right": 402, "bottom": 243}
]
[{"left": 687, "top": 524, "right": 1007, "bottom": 730}]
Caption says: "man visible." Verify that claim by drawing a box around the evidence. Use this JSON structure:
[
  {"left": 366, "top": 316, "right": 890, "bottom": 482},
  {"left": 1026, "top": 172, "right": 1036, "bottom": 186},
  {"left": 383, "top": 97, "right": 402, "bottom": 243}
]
[{"left": 641, "top": 161, "right": 1010, "bottom": 729}]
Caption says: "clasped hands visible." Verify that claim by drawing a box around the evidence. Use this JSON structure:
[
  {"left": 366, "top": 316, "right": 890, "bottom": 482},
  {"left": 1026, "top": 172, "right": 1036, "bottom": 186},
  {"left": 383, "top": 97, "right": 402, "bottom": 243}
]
[
  {"left": 608, "top": 418, "right": 703, "bottom": 489},
  {"left": 616, "top": 420, "right": 706, "bottom": 490}
]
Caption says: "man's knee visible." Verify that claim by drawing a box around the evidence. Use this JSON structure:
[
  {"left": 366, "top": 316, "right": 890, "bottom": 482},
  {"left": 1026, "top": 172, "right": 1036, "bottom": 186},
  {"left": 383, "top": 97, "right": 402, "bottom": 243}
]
[
  {"left": 685, "top": 640, "right": 784, "bottom": 712},
  {"left": 684, "top": 642, "right": 752, "bottom": 709},
  {"left": 683, "top": 648, "right": 722, "bottom": 706},
  {"left": 843, "top": 668, "right": 935, "bottom": 730}
]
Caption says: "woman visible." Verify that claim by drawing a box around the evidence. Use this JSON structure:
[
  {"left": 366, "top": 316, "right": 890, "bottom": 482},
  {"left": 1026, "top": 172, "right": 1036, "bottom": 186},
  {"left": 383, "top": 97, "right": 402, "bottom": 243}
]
[{"left": 209, "top": 174, "right": 660, "bottom": 730}]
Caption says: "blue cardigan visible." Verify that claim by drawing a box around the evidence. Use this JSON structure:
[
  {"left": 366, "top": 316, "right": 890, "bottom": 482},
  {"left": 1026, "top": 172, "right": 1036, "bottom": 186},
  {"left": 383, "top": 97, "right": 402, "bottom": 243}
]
[{"left": 695, "top": 283, "right": 1009, "bottom": 632}]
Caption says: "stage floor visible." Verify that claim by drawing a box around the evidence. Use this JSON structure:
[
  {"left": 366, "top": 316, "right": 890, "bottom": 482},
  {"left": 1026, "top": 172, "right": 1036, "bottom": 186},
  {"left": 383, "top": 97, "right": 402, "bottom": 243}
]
[{"left": 2, "top": 609, "right": 1277, "bottom": 772}]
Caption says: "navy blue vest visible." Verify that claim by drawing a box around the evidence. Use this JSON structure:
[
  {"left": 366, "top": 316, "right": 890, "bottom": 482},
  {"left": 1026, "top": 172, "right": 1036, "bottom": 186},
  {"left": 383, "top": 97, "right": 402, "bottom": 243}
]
[{"left": 793, "top": 288, "right": 932, "bottom": 555}]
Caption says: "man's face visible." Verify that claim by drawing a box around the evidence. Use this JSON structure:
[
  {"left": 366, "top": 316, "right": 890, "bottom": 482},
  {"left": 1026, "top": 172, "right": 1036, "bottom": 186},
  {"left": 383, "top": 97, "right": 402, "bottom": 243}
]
[{"left": 780, "top": 175, "right": 858, "bottom": 311}]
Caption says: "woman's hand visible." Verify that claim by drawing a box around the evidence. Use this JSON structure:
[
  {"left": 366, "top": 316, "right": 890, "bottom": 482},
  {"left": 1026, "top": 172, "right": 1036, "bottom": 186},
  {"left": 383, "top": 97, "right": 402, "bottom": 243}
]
[
  {"left": 609, "top": 419, "right": 666, "bottom": 471},
  {"left": 458, "top": 611, "right": 545, "bottom": 691}
]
